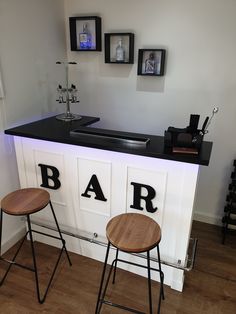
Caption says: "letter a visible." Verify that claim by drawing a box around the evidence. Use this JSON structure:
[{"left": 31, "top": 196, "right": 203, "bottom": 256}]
[{"left": 81, "top": 174, "right": 107, "bottom": 202}]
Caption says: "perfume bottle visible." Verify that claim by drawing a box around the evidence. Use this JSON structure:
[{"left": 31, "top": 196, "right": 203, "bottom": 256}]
[
  {"left": 144, "top": 52, "right": 156, "bottom": 74},
  {"left": 79, "top": 23, "right": 92, "bottom": 49},
  {"left": 116, "top": 39, "right": 125, "bottom": 62}
]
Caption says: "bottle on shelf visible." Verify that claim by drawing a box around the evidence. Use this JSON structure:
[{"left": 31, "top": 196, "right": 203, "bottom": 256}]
[
  {"left": 144, "top": 52, "right": 157, "bottom": 74},
  {"left": 79, "top": 23, "right": 92, "bottom": 49},
  {"left": 116, "top": 38, "right": 125, "bottom": 62}
]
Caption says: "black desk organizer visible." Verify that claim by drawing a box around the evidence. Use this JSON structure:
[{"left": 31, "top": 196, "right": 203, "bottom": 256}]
[
  {"left": 164, "top": 114, "right": 204, "bottom": 155},
  {"left": 222, "top": 159, "right": 236, "bottom": 244}
]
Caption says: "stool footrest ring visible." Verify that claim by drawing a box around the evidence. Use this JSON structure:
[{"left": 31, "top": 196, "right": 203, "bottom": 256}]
[
  {"left": 0, "top": 256, "right": 35, "bottom": 272},
  {"left": 115, "top": 257, "right": 164, "bottom": 276}
]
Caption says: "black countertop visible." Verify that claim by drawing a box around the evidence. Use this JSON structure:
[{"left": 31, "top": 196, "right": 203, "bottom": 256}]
[{"left": 5, "top": 115, "right": 213, "bottom": 166}]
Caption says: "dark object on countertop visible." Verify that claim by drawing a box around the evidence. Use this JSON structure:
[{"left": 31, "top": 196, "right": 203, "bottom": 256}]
[
  {"left": 164, "top": 114, "right": 203, "bottom": 155},
  {"left": 70, "top": 127, "right": 150, "bottom": 148}
]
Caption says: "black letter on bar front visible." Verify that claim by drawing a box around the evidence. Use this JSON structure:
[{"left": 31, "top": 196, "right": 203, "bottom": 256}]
[
  {"left": 38, "top": 164, "right": 61, "bottom": 190},
  {"left": 130, "top": 182, "right": 157, "bottom": 213},
  {"left": 81, "top": 174, "right": 107, "bottom": 202}
]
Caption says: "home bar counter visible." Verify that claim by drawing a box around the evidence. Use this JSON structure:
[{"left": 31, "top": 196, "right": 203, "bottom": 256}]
[{"left": 5, "top": 115, "right": 212, "bottom": 291}]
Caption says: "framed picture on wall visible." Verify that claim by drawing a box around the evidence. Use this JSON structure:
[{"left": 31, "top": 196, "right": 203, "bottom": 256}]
[
  {"left": 104, "top": 33, "right": 134, "bottom": 64},
  {"left": 69, "top": 16, "right": 102, "bottom": 51},
  {"left": 137, "top": 49, "right": 166, "bottom": 76}
]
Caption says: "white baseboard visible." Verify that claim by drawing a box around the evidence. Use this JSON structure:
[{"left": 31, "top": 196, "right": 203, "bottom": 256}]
[
  {"left": 193, "top": 211, "right": 222, "bottom": 226},
  {"left": 1, "top": 226, "right": 26, "bottom": 254}
]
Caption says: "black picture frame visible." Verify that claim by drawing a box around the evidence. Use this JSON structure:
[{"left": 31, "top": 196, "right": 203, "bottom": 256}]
[
  {"left": 69, "top": 16, "right": 102, "bottom": 51},
  {"left": 137, "top": 49, "right": 166, "bottom": 76},
  {"left": 104, "top": 33, "right": 134, "bottom": 64}
]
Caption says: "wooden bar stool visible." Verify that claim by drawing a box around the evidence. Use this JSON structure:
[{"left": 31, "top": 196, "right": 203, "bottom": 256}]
[
  {"left": 0, "top": 188, "right": 72, "bottom": 303},
  {"left": 95, "top": 213, "right": 164, "bottom": 314}
]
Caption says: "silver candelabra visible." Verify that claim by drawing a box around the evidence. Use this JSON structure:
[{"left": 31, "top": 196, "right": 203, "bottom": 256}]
[{"left": 56, "top": 61, "right": 81, "bottom": 121}]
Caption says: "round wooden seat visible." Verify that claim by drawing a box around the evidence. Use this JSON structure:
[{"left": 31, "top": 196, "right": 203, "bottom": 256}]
[
  {"left": 106, "top": 213, "right": 161, "bottom": 253},
  {"left": 1, "top": 188, "right": 50, "bottom": 216}
]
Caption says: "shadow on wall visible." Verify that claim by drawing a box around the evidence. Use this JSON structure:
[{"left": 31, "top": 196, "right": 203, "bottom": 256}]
[
  {"left": 96, "top": 51, "right": 166, "bottom": 92},
  {"left": 98, "top": 62, "right": 166, "bottom": 92},
  {"left": 136, "top": 76, "right": 165, "bottom": 93}
]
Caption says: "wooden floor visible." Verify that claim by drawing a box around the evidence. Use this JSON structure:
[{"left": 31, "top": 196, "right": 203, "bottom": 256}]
[{"left": 0, "top": 221, "right": 236, "bottom": 313}]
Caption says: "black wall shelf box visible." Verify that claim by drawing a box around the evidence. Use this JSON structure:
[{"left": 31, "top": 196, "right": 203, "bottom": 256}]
[
  {"left": 137, "top": 49, "right": 166, "bottom": 76},
  {"left": 104, "top": 33, "right": 134, "bottom": 64},
  {"left": 69, "top": 16, "right": 102, "bottom": 51}
]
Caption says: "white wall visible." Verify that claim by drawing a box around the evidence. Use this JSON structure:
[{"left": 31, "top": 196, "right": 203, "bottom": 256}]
[
  {"left": 64, "top": 0, "right": 236, "bottom": 225},
  {"left": 0, "top": 0, "right": 67, "bottom": 251},
  {"left": 0, "top": 97, "right": 23, "bottom": 252},
  {"left": 0, "top": 0, "right": 67, "bottom": 127}
]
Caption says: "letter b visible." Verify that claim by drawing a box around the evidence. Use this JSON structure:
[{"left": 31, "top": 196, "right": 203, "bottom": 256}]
[{"left": 38, "top": 163, "right": 61, "bottom": 190}]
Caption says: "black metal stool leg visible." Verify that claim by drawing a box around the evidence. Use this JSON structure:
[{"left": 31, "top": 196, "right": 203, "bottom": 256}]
[
  {"left": 49, "top": 201, "right": 72, "bottom": 266},
  {"left": 0, "top": 234, "right": 29, "bottom": 286},
  {"left": 95, "top": 241, "right": 111, "bottom": 314},
  {"left": 0, "top": 210, "right": 28, "bottom": 286},
  {"left": 147, "top": 250, "right": 153, "bottom": 314},
  {"left": 157, "top": 245, "right": 164, "bottom": 301},
  {"left": 112, "top": 248, "right": 119, "bottom": 284},
  {"left": 27, "top": 212, "right": 71, "bottom": 304},
  {"left": 26, "top": 215, "right": 43, "bottom": 303}
]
